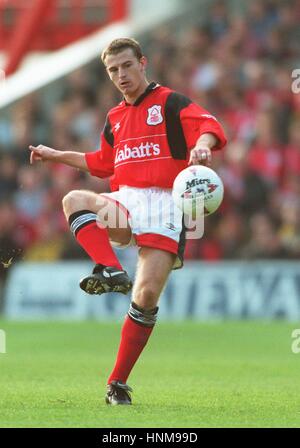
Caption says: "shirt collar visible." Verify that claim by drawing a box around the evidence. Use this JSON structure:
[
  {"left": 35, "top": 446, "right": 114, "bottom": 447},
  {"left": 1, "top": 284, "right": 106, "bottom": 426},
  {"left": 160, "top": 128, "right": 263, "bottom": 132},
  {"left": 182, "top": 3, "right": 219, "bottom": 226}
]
[{"left": 124, "top": 82, "right": 159, "bottom": 106}]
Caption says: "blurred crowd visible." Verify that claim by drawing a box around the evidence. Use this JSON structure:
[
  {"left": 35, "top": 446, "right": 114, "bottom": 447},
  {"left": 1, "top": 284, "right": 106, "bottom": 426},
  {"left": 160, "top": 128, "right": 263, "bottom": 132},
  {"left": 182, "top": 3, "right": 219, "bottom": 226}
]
[{"left": 1, "top": 0, "right": 300, "bottom": 286}]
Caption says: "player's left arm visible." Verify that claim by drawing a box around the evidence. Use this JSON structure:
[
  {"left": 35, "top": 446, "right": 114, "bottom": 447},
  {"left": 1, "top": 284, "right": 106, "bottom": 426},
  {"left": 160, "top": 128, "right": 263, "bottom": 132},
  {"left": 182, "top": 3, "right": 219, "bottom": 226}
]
[
  {"left": 179, "top": 101, "right": 227, "bottom": 166},
  {"left": 164, "top": 91, "right": 227, "bottom": 165}
]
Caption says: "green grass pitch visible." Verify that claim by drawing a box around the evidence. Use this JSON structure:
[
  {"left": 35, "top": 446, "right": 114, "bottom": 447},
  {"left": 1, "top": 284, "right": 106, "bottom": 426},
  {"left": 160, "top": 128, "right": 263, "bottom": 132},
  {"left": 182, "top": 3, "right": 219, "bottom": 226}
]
[{"left": 0, "top": 320, "right": 300, "bottom": 428}]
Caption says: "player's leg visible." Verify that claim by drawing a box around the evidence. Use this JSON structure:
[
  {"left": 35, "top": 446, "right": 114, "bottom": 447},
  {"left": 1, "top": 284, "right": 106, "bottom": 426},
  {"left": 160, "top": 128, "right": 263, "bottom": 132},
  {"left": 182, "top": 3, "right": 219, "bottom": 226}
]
[
  {"left": 106, "top": 247, "right": 175, "bottom": 405},
  {"left": 62, "top": 189, "right": 132, "bottom": 294}
]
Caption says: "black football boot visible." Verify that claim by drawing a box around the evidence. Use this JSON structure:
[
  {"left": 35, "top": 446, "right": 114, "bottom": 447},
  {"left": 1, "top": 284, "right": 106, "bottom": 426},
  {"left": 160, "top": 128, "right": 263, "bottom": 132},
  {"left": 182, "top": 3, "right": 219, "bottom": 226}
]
[
  {"left": 105, "top": 380, "right": 133, "bottom": 405},
  {"left": 79, "top": 265, "right": 132, "bottom": 295}
]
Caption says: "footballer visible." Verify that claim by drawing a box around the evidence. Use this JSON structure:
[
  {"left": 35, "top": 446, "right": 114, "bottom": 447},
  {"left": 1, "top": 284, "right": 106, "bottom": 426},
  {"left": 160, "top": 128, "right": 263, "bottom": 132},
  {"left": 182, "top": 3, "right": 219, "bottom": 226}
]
[{"left": 29, "top": 38, "right": 226, "bottom": 405}]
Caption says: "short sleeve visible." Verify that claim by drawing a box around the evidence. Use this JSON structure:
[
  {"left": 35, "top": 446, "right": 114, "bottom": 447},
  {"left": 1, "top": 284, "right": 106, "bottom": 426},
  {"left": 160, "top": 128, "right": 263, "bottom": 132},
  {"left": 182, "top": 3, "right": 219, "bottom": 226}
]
[{"left": 180, "top": 102, "right": 227, "bottom": 151}]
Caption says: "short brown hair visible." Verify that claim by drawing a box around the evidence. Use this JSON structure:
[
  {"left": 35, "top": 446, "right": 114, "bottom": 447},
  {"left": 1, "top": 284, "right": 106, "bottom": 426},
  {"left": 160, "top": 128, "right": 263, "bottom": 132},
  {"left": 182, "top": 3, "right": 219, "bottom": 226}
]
[{"left": 101, "top": 38, "right": 143, "bottom": 64}]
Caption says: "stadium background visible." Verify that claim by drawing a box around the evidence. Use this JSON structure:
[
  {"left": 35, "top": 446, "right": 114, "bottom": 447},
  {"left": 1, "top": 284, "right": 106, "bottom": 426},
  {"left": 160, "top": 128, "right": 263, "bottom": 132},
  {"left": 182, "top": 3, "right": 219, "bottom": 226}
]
[{"left": 1, "top": 0, "right": 300, "bottom": 428}]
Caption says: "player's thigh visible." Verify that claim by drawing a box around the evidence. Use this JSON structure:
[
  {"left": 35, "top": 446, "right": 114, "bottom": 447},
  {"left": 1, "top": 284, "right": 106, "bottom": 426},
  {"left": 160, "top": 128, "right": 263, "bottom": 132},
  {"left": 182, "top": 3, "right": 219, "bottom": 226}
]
[
  {"left": 64, "top": 189, "right": 132, "bottom": 246},
  {"left": 132, "top": 247, "right": 176, "bottom": 309},
  {"left": 98, "top": 195, "right": 132, "bottom": 246}
]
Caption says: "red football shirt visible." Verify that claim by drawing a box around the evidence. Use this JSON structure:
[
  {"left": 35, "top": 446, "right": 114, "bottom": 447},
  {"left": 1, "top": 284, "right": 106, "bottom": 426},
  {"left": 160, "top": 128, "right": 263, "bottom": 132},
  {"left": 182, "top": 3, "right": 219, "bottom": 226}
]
[{"left": 85, "top": 82, "right": 227, "bottom": 191}]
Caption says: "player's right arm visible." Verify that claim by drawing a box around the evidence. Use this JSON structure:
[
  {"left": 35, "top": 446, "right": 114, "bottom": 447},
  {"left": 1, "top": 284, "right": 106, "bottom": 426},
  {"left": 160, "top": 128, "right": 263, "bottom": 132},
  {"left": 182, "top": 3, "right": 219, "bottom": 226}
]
[
  {"left": 29, "top": 145, "right": 89, "bottom": 171},
  {"left": 29, "top": 116, "right": 115, "bottom": 177}
]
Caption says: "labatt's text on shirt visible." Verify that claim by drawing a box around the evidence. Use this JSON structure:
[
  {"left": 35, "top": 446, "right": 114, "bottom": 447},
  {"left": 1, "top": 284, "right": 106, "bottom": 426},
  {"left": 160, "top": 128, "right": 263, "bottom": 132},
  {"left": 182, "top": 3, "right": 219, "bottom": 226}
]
[{"left": 115, "top": 142, "right": 160, "bottom": 163}]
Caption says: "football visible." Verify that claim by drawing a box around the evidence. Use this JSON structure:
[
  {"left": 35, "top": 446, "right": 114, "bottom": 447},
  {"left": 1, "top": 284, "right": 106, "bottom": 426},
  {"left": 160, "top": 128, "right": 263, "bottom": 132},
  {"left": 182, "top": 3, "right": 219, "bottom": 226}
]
[{"left": 172, "top": 165, "right": 224, "bottom": 217}]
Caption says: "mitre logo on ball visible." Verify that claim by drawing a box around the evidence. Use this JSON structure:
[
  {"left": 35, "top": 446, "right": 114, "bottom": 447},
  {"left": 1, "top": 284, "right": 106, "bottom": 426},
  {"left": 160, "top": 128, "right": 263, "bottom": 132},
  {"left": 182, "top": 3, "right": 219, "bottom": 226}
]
[
  {"left": 172, "top": 165, "right": 224, "bottom": 217},
  {"left": 185, "top": 178, "right": 210, "bottom": 189},
  {"left": 147, "top": 105, "right": 163, "bottom": 125}
]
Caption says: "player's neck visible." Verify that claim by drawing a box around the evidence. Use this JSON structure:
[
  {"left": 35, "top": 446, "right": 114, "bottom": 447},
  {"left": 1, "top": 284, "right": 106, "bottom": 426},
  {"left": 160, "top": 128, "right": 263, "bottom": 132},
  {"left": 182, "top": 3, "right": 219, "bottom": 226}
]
[{"left": 124, "top": 80, "right": 150, "bottom": 105}]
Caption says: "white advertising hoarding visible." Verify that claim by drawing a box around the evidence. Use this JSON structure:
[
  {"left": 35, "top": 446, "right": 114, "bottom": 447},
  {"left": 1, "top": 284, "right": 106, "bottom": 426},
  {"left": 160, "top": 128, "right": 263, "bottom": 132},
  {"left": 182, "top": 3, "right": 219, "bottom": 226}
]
[{"left": 3, "top": 261, "right": 300, "bottom": 321}]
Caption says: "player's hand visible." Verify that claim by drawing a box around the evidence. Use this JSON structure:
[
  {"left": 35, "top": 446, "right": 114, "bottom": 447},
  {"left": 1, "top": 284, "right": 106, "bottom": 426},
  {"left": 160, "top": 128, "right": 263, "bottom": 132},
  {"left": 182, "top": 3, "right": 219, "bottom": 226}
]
[
  {"left": 28, "top": 145, "right": 57, "bottom": 164},
  {"left": 188, "top": 146, "right": 212, "bottom": 166}
]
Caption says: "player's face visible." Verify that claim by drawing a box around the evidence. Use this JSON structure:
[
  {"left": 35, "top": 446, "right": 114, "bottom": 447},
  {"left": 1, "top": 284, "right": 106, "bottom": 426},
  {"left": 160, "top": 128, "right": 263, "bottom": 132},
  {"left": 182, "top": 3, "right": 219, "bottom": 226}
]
[{"left": 105, "top": 48, "right": 147, "bottom": 98}]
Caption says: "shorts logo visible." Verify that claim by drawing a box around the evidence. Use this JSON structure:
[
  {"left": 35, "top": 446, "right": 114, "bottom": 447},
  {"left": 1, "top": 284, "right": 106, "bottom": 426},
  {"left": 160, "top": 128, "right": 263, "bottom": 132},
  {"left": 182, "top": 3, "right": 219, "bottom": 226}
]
[
  {"left": 147, "top": 105, "right": 163, "bottom": 126},
  {"left": 165, "top": 222, "right": 176, "bottom": 231}
]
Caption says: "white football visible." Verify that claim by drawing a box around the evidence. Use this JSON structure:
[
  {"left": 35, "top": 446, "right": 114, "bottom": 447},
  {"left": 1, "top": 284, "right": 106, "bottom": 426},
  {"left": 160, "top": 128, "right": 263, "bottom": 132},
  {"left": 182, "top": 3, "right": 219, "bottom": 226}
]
[{"left": 172, "top": 165, "right": 224, "bottom": 217}]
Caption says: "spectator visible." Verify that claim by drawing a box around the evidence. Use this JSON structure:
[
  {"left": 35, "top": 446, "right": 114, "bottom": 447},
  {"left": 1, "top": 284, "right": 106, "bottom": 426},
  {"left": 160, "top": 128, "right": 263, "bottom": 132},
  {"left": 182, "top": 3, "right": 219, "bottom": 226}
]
[{"left": 239, "top": 212, "right": 288, "bottom": 259}]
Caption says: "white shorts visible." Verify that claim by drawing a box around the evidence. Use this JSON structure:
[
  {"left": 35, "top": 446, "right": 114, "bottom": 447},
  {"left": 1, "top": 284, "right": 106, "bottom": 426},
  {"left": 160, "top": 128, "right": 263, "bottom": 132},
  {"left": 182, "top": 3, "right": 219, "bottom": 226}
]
[{"left": 100, "top": 186, "right": 185, "bottom": 269}]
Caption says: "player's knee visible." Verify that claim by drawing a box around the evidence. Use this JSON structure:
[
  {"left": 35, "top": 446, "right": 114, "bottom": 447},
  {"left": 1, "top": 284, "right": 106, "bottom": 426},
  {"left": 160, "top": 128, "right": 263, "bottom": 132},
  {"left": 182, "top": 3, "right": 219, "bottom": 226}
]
[
  {"left": 62, "top": 190, "right": 80, "bottom": 214},
  {"left": 62, "top": 190, "right": 92, "bottom": 215},
  {"left": 133, "top": 285, "right": 159, "bottom": 310}
]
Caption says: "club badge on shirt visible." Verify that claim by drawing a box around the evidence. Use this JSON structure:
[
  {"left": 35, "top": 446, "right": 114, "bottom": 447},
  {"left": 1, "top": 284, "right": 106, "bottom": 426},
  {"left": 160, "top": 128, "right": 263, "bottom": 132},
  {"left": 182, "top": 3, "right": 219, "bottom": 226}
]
[{"left": 147, "top": 105, "right": 163, "bottom": 126}]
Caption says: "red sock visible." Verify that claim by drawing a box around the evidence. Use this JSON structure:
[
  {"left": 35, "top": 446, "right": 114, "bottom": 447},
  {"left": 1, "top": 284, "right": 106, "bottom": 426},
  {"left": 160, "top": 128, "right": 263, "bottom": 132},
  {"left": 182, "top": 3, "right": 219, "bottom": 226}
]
[
  {"left": 108, "top": 316, "right": 154, "bottom": 384},
  {"left": 69, "top": 210, "right": 122, "bottom": 269}
]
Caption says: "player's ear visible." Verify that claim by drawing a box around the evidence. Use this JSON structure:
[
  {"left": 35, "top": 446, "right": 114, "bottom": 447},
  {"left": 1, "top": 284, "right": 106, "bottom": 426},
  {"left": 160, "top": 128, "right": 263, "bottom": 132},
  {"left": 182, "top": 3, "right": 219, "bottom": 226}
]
[{"left": 140, "top": 56, "right": 147, "bottom": 72}]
